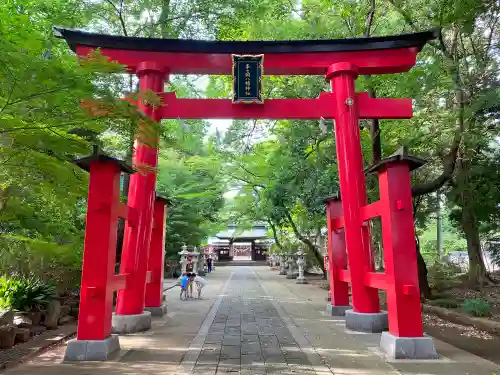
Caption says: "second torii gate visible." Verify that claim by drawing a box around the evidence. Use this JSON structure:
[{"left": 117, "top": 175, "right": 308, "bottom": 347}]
[{"left": 55, "top": 26, "right": 439, "bottom": 361}]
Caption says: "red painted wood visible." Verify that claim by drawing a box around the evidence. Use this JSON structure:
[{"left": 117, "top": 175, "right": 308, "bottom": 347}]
[
  {"left": 359, "top": 201, "right": 382, "bottom": 221},
  {"left": 378, "top": 161, "right": 424, "bottom": 337},
  {"left": 110, "top": 274, "right": 130, "bottom": 291},
  {"left": 116, "top": 202, "right": 129, "bottom": 219},
  {"left": 364, "top": 272, "right": 387, "bottom": 290},
  {"left": 145, "top": 199, "right": 168, "bottom": 308},
  {"left": 77, "top": 160, "right": 122, "bottom": 341},
  {"left": 325, "top": 198, "right": 350, "bottom": 306},
  {"left": 328, "top": 63, "right": 380, "bottom": 314},
  {"left": 156, "top": 92, "right": 412, "bottom": 120},
  {"left": 76, "top": 46, "right": 418, "bottom": 76},
  {"left": 337, "top": 269, "right": 351, "bottom": 283},
  {"left": 116, "top": 63, "right": 166, "bottom": 315}
]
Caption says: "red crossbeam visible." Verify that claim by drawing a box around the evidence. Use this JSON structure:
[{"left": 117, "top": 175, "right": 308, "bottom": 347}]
[
  {"left": 76, "top": 46, "right": 419, "bottom": 76},
  {"left": 329, "top": 200, "right": 383, "bottom": 232},
  {"left": 337, "top": 269, "right": 351, "bottom": 282},
  {"left": 364, "top": 272, "right": 387, "bottom": 290},
  {"left": 157, "top": 92, "right": 412, "bottom": 120},
  {"left": 360, "top": 201, "right": 382, "bottom": 222},
  {"left": 109, "top": 273, "right": 130, "bottom": 291}
]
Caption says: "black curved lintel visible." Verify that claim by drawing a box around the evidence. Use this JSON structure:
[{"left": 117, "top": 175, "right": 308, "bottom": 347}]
[{"left": 54, "top": 26, "right": 439, "bottom": 55}]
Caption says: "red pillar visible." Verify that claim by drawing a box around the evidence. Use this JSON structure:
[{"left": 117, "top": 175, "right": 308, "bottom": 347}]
[
  {"left": 325, "top": 196, "right": 349, "bottom": 307},
  {"left": 378, "top": 161, "right": 423, "bottom": 337},
  {"left": 76, "top": 158, "right": 122, "bottom": 340},
  {"left": 116, "top": 62, "right": 166, "bottom": 315},
  {"left": 145, "top": 196, "right": 168, "bottom": 308},
  {"left": 327, "top": 62, "right": 379, "bottom": 313}
]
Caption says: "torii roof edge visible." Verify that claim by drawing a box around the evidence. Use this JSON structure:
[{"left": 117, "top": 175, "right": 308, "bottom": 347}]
[{"left": 54, "top": 26, "right": 439, "bottom": 55}]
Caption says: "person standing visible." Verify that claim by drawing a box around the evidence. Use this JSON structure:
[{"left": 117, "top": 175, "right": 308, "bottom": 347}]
[{"left": 207, "top": 257, "right": 213, "bottom": 273}]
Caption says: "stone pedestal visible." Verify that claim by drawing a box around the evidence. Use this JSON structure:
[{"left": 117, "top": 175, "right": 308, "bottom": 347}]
[
  {"left": 198, "top": 253, "right": 206, "bottom": 276},
  {"left": 286, "top": 254, "right": 295, "bottom": 279},
  {"left": 111, "top": 311, "right": 152, "bottom": 334},
  {"left": 144, "top": 302, "right": 167, "bottom": 317},
  {"left": 295, "top": 250, "right": 308, "bottom": 284},
  {"left": 325, "top": 303, "right": 351, "bottom": 316},
  {"left": 64, "top": 335, "right": 120, "bottom": 361},
  {"left": 191, "top": 247, "right": 199, "bottom": 275},
  {"left": 178, "top": 245, "right": 189, "bottom": 275},
  {"left": 345, "top": 310, "right": 388, "bottom": 333},
  {"left": 379, "top": 331, "right": 438, "bottom": 359},
  {"left": 279, "top": 254, "right": 287, "bottom": 275}
]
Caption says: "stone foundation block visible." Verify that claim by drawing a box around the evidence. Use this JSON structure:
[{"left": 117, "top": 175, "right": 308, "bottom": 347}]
[
  {"left": 295, "top": 277, "right": 308, "bottom": 284},
  {"left": 325, "top": 303, "right": 351, "bottom": 316},
  {"left": 144, "top": 303, "right": 167, "bottom": 317},
  {"left": 111, "top": 311, "right": 151, "bottom": 334},
  {"left": 345, "top": 309, "right": 388, "bottom": 333},
  {"left": 64, "top": 335, "right": 120, "bottom": 361},
  {"left": 380, "top": 331, "right": 438, "bottom": 359}
]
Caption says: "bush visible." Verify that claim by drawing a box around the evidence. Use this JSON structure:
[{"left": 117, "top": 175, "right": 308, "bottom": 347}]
[
  {"left": 0, "top": 276, "right": 56, "bottom": 312},
  {"left": 461, "top": 298, "right": 491, "bottom": 317}
]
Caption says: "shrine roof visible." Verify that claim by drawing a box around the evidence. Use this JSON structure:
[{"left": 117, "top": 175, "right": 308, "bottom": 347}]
[
  {"left": 54, "top": 27, "right": 439, "bottom": 55},
  {"left": 215, "top": 225, "right": 268, "bottom": 241}
]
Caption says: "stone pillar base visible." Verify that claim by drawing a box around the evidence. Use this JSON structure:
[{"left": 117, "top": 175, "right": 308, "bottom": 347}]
[
  {"left": 112, "top": 311, "right": 151, "bottom": 334},
  {"left": 144, "top": 302, "right": 167, "bottom": 317},
  {"left": 64, "top": 335, "right": 120, "bottom": 361},
  {"left": 296, "top": 276, "right": 308, "bottom": 284},
  {"left": 279, "top": 269, "right": 287, "bottom": 275},
  {"left": 325, "top": 303, "right": 351, "bottom": 316},
  {"left": 345, "top": 309, "right": 388, "bottom": 333},
  {"left": 380, "top": 331, "right": 438, "bottom": 359}
]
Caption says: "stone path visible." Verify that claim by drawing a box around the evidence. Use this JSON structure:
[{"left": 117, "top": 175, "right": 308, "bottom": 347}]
[
  {"left": 3, "top": 266, "right": 500, "bottom": 375},
  {"left": 191, "top": 271, "right": 315, "bottom": 374}
]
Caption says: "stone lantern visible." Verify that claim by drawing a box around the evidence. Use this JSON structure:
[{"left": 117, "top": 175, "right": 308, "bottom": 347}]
[
  {"left": 286, "top": 252, "right": 296, "bottom": 279},
  {"left": 191, "top": 246, "right": 200, "bottom": 274},
  {"left": 278, "top": 252, "right": 287, "bottom": 275},
  {"left": 198, "top": 248, "right": 206, "bottom": 276},
  {"left": 178, "top": 244, "right": 189, "bottom": 274},
  {"left": 295, "top": 250, "right": 308, "bottom": 284},
  {"left": 271, "top": 254, "right": 278, "bottom": 269}
]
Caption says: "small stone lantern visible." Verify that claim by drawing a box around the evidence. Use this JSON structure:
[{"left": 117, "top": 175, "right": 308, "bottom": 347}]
[
  {"left": 271, "top": 254, "right": 278, "bottom": 269},
  {"left": 286, "top": 252, "right": 296, "bottom": 279},
  {"left": 178, "top": 244, "right": 189, "bottom": 274},
  {"left": 279, "top": 252, "right": 287, "bottom": 275},
  {"left": 198, "top": 248, "right": 206, "bottom": 276},
  {"left": 191, "top": 246, "right": 200, "bottom": 274},
  {"left": 295, "top": 250, "right": 308, "bottom": 284}
]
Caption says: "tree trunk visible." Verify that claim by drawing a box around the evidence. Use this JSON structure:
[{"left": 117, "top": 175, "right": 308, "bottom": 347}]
[
  {"left": 284, "top": 210, "right": 326, "bottom": 278},
  {"left": 461, "top": 204, "right": 493, "bottom": 288},
  {"left": 416, "top": 237, "right": 431, "bottom": 300}
]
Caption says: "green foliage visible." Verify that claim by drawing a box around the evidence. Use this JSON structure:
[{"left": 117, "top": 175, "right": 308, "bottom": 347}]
[
  {"left": 461, "top": 298, "right": 491, "bottom": 317},
  {"left": 157, "top": 147, "right": 225, "bottom": 259},
  {"left": 0, "top": 275, "right": 56, "bottom": 312}
]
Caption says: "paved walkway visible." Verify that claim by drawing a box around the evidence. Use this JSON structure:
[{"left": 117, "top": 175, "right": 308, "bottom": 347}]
[{"left": 4, "top": 266, "right": 500, "bottom": 374}]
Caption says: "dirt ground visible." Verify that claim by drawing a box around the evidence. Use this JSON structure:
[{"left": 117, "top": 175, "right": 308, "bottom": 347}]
[{"left": 307, "top": 274, "right": 500, "bottom": 366}]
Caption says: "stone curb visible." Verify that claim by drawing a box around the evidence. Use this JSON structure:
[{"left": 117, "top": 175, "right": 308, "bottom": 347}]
[
  {"left": 422, "top": 304, "right": 500, "bottom": 335},
  {"left": 0, "top": 325, "right": 76, "bottom": 372}
]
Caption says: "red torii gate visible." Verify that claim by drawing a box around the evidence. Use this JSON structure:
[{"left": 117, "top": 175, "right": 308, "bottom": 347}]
[{"left": 56, "top": 26, "right": 439, "bottom": 361}]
